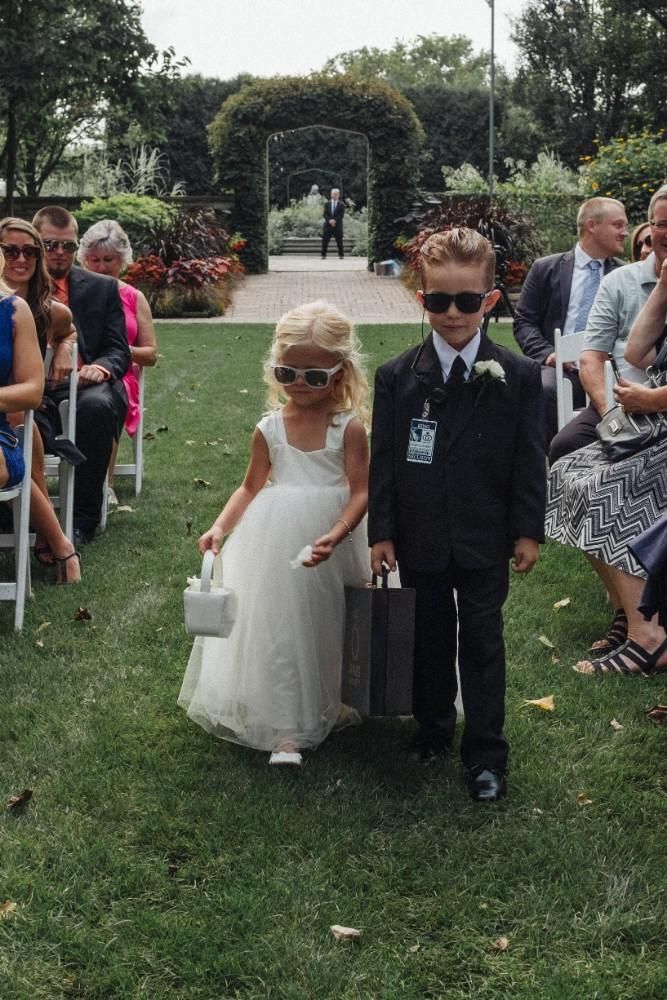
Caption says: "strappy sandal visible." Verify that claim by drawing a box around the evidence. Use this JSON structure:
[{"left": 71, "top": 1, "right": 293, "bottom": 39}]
[
  {"left": 34, "top": 541, "right": 55, "bottom": 566},
  {"left": 589, "top": 608, "right": 628, "bottom": 655},
  {"left": 574, "top": 637, "right": 667, "bottom": 676},
  {"left": 55, "top": 550, "right": 81, "bottom": 586}
]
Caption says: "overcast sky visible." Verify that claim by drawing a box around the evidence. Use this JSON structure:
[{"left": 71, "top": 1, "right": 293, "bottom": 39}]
[{"left": 139, "top": 0, "right": 528, "bottom": 80}]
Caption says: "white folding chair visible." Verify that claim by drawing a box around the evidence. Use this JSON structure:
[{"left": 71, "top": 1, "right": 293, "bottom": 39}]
[
  {"left": 43, "top": 343, "right": 78, "bottom": 542},
  {"left": 0, "top": 411, "right": 34, "bottom": 631},
  {"left": 554, "top": 328, "right": 587, "bottom": 431},
  {"left": 99, "top": 365, "right": 145, "bottom": 531}
]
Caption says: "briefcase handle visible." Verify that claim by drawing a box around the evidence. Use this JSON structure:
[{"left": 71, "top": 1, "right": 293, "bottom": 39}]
[{"left": 371, "top": 567, "right": 390, "bottom": 589}]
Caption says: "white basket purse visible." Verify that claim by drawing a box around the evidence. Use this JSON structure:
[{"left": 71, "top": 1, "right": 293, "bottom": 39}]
[{"left": 184, "top": 550, "right": 236, "bottom": 638}]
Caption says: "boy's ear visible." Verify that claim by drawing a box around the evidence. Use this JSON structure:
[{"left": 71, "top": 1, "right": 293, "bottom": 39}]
[
  {"left": 484, "top": 289, "right": 501, "bottom": 312},
  {"left": 416, "top": 290, "right": 425, "bottom": 307}
]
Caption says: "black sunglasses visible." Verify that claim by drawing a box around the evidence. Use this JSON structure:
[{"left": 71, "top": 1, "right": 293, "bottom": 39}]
[
  {"left": 638, "top": 234, "right": 652, "bottom": 248},
  {"left": 422, "top": 290, "right": 492, "bottom": 314},
  {"left": 272, "top": 363, "right": 342, "bottom": 388},
  {"left": 0, "top": 242, "right": 41, "bottom": 260},
  {"left": 42, "top": 239, "right": 79, "bottom": 253}
]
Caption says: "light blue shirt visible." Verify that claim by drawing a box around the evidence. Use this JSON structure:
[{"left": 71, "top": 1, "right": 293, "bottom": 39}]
[
  {"left": 583, "top": 253, "right": 660, "bottom": 383},
  {"left": 432, "top": 329, "right": 481, "bottom": 382},
  {"left": 563, "top": 243, "right": 605, "bottom": 336}
]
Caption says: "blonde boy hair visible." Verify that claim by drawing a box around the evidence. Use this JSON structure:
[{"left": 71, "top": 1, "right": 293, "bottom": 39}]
[
  {"left": 576, "top": 196, "right": 624, "bottom": 236},
  {"left": 264, "top": 300, "right": 370, "bottom": 428},
  {"left": 419, "top": 228, "right": 496, "bottom": 288}
]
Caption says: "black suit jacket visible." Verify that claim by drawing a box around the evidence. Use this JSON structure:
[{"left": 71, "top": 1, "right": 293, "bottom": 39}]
[
  {"left": 67, "top": 267, "right": 130, "bottom": 381},
  {"left": 513, "top": 250, "right": 623, "bottom": 364},
  {"left": 323, "top": 199, "right": 345, "bottom": 231},
  {"left": 368, "top": 333, "right": 546, "bottom": 572}
]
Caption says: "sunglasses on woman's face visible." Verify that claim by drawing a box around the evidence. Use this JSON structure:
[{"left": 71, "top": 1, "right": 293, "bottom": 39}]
[
  {"left": 272, "top": 362, "right": 343, "bottom": 388},
  {"left": 42, "top": 239, "right": 79, "bottom": 253},
  {"left": 0, "top": 243, "right": 41, "bottom": 260},
  {"left": 638, "top": 234, "right": 652, "bottom": 248},
  {"left": 422, "top": 290, "right": 492, "bottom": 314}
]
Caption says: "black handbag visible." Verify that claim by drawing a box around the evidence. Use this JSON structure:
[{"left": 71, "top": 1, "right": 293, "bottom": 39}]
[
  {"left": 341, "top": 569, "right": 415, "bottom": 716},
  {"left": 596, "top": 339, "right": 667, "bottom": 462}
]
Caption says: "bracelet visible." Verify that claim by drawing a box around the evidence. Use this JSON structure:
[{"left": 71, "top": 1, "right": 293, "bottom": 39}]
[{"left": 335, "top": 518, "right": 352, "bottom": 536}]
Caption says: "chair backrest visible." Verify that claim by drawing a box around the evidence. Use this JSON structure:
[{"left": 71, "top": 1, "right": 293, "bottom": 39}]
[
  {"left": 554, "top": 328, "right": 586, "bottom": 430},
  {"left": 0, "top": 410, "right": 34, "bottom": 630}
]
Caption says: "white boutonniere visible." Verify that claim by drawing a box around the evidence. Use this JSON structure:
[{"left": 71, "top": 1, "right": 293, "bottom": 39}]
[{"left": 471, "top": 360, "right": 506, "bottom": 383}]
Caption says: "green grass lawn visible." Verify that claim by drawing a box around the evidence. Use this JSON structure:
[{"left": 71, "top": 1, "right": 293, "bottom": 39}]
[{"left": 1, "top": 321, "right": 665, "bottom": 999}]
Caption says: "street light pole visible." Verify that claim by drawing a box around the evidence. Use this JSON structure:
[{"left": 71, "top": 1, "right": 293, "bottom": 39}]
[{"left": 487, "top": 0, "right": 495, "bottom": 201}]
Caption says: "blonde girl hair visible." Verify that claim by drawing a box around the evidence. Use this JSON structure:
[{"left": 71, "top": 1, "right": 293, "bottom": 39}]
[{"left": 264, "top": 300, "right": 370, "bottom": 428}]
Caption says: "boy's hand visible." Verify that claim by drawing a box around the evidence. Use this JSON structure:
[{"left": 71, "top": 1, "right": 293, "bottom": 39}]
[
  {"left": 371, "top": 540, "right": 397, "bottom": 575},
  {"left": 512, "top": 537, "right": 539, "bottom": 573}
]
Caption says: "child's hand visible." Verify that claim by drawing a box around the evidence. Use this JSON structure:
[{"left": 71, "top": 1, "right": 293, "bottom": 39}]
[
  {"left": 198, "top": 525, "right": 224, "bottom": 555},
  {"left": 371, "top": 541, "right": 397, "bottom": 575},
  {"left": 512, "top": 537, "right": 539, "bottom": 573},
  {"left": 306, "top": 532, "right": 338, "bottom": 566}
]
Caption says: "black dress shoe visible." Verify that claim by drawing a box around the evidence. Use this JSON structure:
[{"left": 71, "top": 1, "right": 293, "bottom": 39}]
[
  {"left": 73, "top": 526, "right": 95, "bottom": 546},
  {"left": 409, "top": 731, "right": 451, "bottom": 764},
  {"left": 467, "top": 768, "right": 507, "bottom": 802}
]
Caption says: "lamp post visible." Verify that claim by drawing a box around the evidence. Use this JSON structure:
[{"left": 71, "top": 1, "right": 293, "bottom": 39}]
[{"left": 486, "top": 0, "right": 495, "bottom": 201}]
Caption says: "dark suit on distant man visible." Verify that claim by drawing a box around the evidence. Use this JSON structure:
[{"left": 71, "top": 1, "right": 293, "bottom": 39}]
[{"left": 321, "top": 189, "right": 345, "bottom": 258}]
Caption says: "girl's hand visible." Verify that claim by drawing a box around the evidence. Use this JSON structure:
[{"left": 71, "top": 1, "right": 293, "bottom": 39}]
[
  {"left": 198, "top": 525, "right": 225, "bottom": 555},
  {"left": 306, "top": 532, "right": 338, "bottom": 566},
  {"left": 614, "top": 380, "right": 663, "bottom": 413}
]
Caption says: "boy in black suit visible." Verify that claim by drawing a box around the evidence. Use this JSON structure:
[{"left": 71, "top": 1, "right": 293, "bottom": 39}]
[{"left": 369, "top": 228, "right": 546, "bottom": 802}]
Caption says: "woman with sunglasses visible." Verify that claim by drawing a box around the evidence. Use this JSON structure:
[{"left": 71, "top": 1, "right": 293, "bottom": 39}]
[
  {"left": 179, "top": 300, "right": 370, "bottom": 766},
  {"left": 631, "top": 222, "right": 652, "bottom": 262},
  {"left": 0, "top": 219, "right": 81, "bottom": 583},
  {"left": 77, "top": 219, "right": 157, "bottom": 507}
]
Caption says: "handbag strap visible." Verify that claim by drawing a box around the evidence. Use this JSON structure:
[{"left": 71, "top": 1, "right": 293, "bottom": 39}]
[
  {"left": 650, "top": 327, "right": 667, "bottom": 372},
  {"left": 200, "top": 550, "right": 223, "bottom": 593}
]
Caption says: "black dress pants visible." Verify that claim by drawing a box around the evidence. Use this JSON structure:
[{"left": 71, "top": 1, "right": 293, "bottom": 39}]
[
  {"left": 548, "top": 403, "right": 601, "bottom": 465},
  {"left": 541, "top": 364, "right": 586, "bottom": 450},
  {"left": 48, "top": 379, "right": 127, "bottom": 533},
  {"left": 322, "top": 225, "right": 344, "bottom": 258},
  {"left": 400, "top": 558, "right": 510, "bottom": 773}
]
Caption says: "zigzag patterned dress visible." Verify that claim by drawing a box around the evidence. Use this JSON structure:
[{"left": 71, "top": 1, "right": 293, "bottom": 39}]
[{"left": 545, "top": 438, "right": 667, "bottom": 578}]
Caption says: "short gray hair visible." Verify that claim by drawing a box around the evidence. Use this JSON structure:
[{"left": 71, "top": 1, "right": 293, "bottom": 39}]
[
  {"left": 648, "top": 185, "right": 667, "bottom": 222},
  {"left": 77, "top": 219, "right": 133, "bottom": 268}
]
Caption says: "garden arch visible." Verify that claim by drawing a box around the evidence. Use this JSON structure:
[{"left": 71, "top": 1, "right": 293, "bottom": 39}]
[{"left": 209, "top": 75, "right": 424, "bottom": 273}]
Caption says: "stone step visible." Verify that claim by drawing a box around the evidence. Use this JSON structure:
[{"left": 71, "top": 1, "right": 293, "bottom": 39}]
[{"left": 280, "top": 237, "right": 354, "bottom": 255}]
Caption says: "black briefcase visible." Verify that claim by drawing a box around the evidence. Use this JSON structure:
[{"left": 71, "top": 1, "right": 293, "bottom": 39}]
[{"left": 341, "top": 571, "right": 415, "bottom": 716}]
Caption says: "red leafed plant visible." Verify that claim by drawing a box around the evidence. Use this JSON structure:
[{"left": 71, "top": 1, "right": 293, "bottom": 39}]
[{"left": 124, "top": 255, "right": 168, "bottom": 289}]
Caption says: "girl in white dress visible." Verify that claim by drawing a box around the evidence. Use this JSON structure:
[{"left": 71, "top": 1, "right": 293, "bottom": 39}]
[{"left": 179, "top": 301, "right": 370, "bottom": 765}]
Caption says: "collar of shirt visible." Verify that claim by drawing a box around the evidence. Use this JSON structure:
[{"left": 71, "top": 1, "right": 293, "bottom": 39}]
[
  {"left": 431, "top": 329, "right": 481, "bottom": 382},
  {"left": 574, "top": 242, "right": 605, "bottom": 271}
]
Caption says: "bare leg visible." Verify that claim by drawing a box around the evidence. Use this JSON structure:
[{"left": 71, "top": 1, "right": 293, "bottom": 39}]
[
  {"left": 29, "top": 483, "right": 81, "bottom": 583},
  {"left": 586, "top": 555, "right": 627, "bottom": 651}
]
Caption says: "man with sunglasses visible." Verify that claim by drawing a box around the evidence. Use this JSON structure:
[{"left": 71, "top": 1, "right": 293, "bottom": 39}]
[
  {"left": 369, "top": 228, "right": 545, "bottom": 802},
  {"left": 514, "top": 197, "right": 627, "bottom": 448},
  {"left": 33, "top": 206, "right": 130, "bottom": 543}
]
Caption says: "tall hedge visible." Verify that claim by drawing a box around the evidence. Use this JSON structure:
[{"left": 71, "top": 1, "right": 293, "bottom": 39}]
[{"left": 208, "top": 75, "right": 424, "bottom": 273}]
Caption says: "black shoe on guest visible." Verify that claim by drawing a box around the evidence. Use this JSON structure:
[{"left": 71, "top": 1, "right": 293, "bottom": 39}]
[
  {"left": 409, "top": 729, "right": 451, "bottom": 764},
  {"left": 73, "top": 525, "right": 96, "bottom": 546},
  {"left": 466, "top": 767, "right": 507, "bottom": 802}
]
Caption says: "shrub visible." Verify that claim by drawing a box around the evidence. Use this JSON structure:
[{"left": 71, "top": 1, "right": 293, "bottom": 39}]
[
  {"left": 581, "top": 131, "right": 667, "bottom": 220},
  {"left": 75, "top": 194, "right": 176, "bottom": 249}
]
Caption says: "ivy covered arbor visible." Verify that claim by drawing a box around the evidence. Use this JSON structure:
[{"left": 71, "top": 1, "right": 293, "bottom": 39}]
[{"left": 209, "top": 75, "right": 424, "bottom": 273}]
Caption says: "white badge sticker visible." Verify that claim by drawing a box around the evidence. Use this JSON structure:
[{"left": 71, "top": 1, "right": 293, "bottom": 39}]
[{"left": 407, "top": 418, "right": 437, "bottom": 464}]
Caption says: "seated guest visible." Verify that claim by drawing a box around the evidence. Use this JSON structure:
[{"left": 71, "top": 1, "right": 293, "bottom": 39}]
[
  {"left": 514, "top": 197, "right": 627, "bottom": 447},
  {"left": 545, "top": 220, "right": 667, "bottom": 675},
  {"left": 630, "top": 222, "right": 652, "bottom": 263},
  {"left": 548, "top": 188, "right": 667, "bottom": 464},
  {"left": 1, "top": 255, "right": 80, "bottom": 583},
  {"left": 77, "top": 220, "right": 157, "bottom": 505},
  {"left": 32, "top": 206, "right": 130, "bottom": 544}
]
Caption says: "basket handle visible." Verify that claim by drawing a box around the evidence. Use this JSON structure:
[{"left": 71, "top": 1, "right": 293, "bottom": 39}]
[{"left": 200, "top": 550, "right": 223, "bottom": 593}]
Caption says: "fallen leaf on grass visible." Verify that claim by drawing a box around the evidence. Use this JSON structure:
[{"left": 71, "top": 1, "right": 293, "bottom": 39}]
[
  {"left": 576, "top": 792, "right": 593, "bottom": 807},
  {"left": 114, "top": 505, "right": 135, "bottom": 514},
  {"left": 184, "top": 440, "right": 196, "bottom": 446},
  {"left": 74, "top": 607, "right": 92, "bottom": 621},
  {"left": 491, "top": 936, "right": 510, "bottom": 952},
  {"left": 610, "top": 718, "right": 624, "bottom": 731},
  {"left": 239, "top": 389, "right": 249, "bottom": 395},
  {"left": 646, "top": 704, "right": 667, "bottom": 724},
  {"left": 551, "top": 655, "right": 560, "bottom": 664},
  {"left": 35, "top": 640, "right": 44, "bottom": 649},
  {"left": 330, "top": 924, "right": 361, "bottom": 941},
  {"left": 553, "top": 597, "right": 571, "bottom": 609},
  {"left": 205, "top": 440, "right": 219, "bottom": 446},
  {"left": 36, "top": 621, "right": 50, "bottom": 633},
  {"left": 193, "top": 478, "right": 211, "bottom": 488},
  {"left": 7, "top": 789, "right": 32, "bottom": 810},
  {"left": 143, "top": 431, "right": 156, "bottom": 441},
  {"left": 521, "top": 695, "right": 555, "bottom": 712},
  {"left": 0, "top": 901, "right": 17, "bottom": 919},
  {"left": 408, "top": 943, "right": 420, "bottom": 953},
  {"left": 537, "top": 635, "right": 556, "bottom": 649},
  {"left": 156, "top": 425, "right": 168, "bottom": 433}
]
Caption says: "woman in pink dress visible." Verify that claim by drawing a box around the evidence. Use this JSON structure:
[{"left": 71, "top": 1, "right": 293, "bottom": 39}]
[{"left": 77, "top": 220, "right": 157, "bottom": 503}]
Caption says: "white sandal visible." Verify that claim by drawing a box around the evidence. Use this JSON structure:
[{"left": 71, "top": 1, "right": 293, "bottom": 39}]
[{"left": 269, "top": 750, "right": 302, "bottom": 766}]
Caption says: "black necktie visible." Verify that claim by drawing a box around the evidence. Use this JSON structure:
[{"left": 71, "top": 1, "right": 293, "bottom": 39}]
[{"left": 448, "top": 355, "right": 467, "bottom": 384}]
